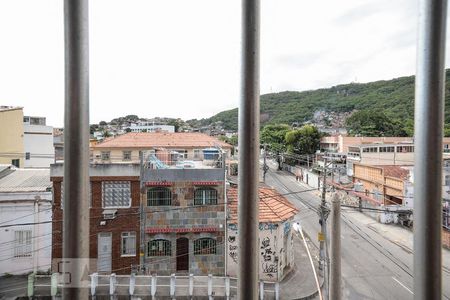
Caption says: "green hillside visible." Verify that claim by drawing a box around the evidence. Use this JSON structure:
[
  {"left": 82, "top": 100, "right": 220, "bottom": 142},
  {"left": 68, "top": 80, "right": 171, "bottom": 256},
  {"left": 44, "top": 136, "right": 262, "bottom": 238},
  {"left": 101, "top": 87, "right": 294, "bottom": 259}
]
[{"left": 206, "top": 70, "right": 450, "bottom": 131}]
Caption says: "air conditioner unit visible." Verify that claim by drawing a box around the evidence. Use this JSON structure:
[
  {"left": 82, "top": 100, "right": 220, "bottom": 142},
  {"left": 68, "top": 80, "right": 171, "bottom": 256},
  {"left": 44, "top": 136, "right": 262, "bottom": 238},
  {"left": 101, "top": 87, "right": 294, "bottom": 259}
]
[{"left": 102, "top": 209, "right": 117, "bottom": 220}]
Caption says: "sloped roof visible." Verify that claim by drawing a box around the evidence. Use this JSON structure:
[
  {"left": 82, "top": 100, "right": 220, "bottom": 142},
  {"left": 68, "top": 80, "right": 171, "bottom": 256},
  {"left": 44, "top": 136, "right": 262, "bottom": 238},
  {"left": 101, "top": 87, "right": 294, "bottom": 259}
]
[
  {"left": 0, "top": 168, "right": 51, "bottom": 192},
  {"left": 227, "top": 187, "right": 299, "bottom": 223},
  {"left": 92, "top": 132, "right": 232, "bottom": 149},
  {"left": 378, "top": 165, "right": 410, "bottom": 180}
]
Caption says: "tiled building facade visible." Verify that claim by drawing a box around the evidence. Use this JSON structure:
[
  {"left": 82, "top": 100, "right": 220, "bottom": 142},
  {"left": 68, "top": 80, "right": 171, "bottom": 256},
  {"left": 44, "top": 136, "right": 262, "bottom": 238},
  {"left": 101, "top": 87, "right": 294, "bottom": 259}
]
[
  {"left": 142, "top": 168, "right": 226, "bottom": 276},
  {"left": 51, "top": 164, "right": 141, "bottom": 275}
]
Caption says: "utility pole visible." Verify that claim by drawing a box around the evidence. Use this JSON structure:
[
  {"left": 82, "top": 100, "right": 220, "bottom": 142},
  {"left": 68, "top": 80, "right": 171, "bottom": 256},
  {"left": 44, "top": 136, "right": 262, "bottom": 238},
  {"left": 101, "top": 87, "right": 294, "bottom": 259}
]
[
  {"left": 330, "top": 193, "right": 341, "bottom": 300},
  {"left": 263, "top": 144, "right": 269, "bottom": 182},
  {"left": 319, "top": 157, "right": 330, "bottom": 299}
]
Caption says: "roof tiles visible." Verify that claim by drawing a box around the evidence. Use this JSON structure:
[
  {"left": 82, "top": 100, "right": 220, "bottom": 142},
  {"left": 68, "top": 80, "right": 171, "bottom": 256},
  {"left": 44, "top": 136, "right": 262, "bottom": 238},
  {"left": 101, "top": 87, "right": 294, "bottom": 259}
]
[
  {"left": 92, "top": 132, "right": 232, "bottom": 149},
  {"left": 227, "top": 187, "right": 299, "bottom": 223}
]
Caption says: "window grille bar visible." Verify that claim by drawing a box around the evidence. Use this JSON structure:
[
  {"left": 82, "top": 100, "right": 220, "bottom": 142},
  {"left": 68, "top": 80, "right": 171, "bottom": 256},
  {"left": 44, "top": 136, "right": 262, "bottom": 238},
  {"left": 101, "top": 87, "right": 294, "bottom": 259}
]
[
  {"left": 63, "top": 0, "right": 90, "bottom": 298},
  {"left": 238, "top": 0, "right": 260, "bottom": 298},
  {"left": 414, "top": 0, "right": 447, "bottom": 298}
]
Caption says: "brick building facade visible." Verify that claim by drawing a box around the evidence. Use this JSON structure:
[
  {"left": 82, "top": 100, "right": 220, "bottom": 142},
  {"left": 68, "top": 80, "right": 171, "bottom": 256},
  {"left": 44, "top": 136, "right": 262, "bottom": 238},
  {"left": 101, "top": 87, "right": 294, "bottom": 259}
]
[
  {"left": 51, "top": 164, "right": 141, "bottom": 275},
  {"left": 141, "top": 167, "right": 226, "bottom": 276}
]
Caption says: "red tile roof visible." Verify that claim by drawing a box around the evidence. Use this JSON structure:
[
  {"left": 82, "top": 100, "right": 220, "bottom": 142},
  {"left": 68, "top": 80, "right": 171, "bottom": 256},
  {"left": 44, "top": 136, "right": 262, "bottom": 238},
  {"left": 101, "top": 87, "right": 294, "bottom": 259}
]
[
  {"left": 92, "top": 132, "right": 232, "bottom": 149},
  {"left": 227, "top": 187, "right": 299, "bottom": 223},
  {"left": 377, "top": 165, "right": 410, "bottom": 180}
]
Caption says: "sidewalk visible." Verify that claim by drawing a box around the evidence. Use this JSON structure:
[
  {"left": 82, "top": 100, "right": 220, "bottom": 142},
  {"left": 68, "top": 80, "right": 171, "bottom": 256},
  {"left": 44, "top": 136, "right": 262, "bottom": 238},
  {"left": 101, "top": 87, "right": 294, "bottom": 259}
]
[{"left": 280, "top": 229, "right": 323, "bottom": 299}]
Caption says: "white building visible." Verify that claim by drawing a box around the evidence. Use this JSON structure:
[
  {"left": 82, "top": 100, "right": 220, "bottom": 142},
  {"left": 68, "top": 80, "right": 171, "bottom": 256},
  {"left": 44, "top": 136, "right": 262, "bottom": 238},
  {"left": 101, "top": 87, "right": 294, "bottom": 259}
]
[
  {"left": 0, "top": 166, "right": 52, "bottom": 275},
  {"left": 226, "top": 187, "right": 298, "bottom": 282},
  {"left": 124, "top": 123, "right": 175, "bottom": 133},
  {"left": 23, "top": 116, "right": 54, "bottom": 168}
]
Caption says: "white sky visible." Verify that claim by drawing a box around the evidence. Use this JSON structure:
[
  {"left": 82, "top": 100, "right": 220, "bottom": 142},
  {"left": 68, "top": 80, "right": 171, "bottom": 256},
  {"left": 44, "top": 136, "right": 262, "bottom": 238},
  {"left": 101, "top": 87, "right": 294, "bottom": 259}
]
[{"left": 1, "top": 0, "right": 450, "bottom": 127}]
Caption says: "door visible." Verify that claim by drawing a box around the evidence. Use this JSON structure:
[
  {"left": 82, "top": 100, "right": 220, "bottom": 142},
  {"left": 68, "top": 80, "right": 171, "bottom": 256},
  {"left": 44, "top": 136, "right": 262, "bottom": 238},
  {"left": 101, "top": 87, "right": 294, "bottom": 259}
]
[
  {"left": 176, "top": 237, "right": 189, "bottom": 272},
  {"left": 98, "top": 233, "right": 112, "bottom": 273}
]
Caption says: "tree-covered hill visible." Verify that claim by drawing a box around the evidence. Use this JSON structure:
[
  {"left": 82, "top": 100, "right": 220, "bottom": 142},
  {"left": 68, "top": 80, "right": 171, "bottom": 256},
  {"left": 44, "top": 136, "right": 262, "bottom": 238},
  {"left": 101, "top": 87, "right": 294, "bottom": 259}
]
[{"left": 205, "top": 70, "right": 450, "bottom": 131}]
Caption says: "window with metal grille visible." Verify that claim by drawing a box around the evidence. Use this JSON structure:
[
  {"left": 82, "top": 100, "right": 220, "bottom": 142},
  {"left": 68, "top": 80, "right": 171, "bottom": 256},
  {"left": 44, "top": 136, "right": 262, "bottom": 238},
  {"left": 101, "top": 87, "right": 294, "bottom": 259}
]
[
  {"left": 101, "top": 151, "right": 110, "bottom": 161},
  {"left": 194, "top": 188, "right": 218, "bottom": 205},
  {"left": 102, "top": 181, "right": 131, "bottom": 208},
  {"left": 14, "top": 230, "right": 32, "bottom": 257},
  {"left": 147, "top": 239, "right": 171, "bottom": 256},
  {"left": 121, "top": 232, "right": 136, "bottom": 256},
  {"left": 147, "top": 187, "right": 171, "bottom": 206},
  {"left": 123, "top": 151, "right": 131, "bottom": 161},
  {"left": 194, "top": 238, "right": 216, "bottom": 255}
]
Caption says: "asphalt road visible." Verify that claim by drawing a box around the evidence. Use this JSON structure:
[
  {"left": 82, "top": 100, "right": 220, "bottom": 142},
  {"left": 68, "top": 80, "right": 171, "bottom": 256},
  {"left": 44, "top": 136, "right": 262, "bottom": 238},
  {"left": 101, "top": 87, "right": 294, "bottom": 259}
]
[{"left": 263, "top": 161, "right": 450, "bottom": 300}]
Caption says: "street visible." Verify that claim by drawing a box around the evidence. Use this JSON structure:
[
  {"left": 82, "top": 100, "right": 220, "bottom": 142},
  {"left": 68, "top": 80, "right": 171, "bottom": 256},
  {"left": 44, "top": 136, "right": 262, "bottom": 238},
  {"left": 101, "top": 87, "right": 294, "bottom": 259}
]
[{"left": 263, "top": 161, "right": 450, "bottom": 300}]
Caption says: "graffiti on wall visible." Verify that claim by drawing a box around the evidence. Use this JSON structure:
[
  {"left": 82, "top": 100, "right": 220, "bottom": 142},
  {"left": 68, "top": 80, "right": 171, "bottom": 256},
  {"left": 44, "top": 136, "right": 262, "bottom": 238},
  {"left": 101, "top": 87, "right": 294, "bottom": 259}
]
[
  {"left": 228, "top": 234, "right": 238, "bottom": 263},
  {"left": 260, "top": 236, "right": 277, "bottom": 278},
  {"left": 259, "top": 223, "right": 278, "bottom": 233}
]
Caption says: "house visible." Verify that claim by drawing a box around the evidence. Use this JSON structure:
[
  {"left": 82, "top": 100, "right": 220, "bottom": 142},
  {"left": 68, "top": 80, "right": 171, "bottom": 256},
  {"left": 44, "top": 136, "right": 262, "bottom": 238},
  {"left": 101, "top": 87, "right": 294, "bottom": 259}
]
[
  {"left": 23, "top": 116, "right": 54, "bottom": 168},
  {"left": 226, "top": 186, "right": 299, "bottom": 282},
  {"left": 0, "top": 106, "right": 24, "bottom": 167},
  {"left": 320, "top": 135, "right": 450, "bottom": 154},
  {"left": 352, "top": 163, "right": 412, "bottom": 206},
  {"left": 90, "top": 132, "right": 232, "bottom": 164},
  {"left": 123, "top": 123, "right": 175, "bottom": 133},
  {"left": 0, "top": 106, "right": 54, "bottom": 168},
  {"left": 140, "top": 151, "right": 226, "bottom": 276},
  {"left": 0, "top": 166, "right": 52, "bottom": 275},
  {"left": 50, "top": 163, "right": 141, "bottom": 275}
]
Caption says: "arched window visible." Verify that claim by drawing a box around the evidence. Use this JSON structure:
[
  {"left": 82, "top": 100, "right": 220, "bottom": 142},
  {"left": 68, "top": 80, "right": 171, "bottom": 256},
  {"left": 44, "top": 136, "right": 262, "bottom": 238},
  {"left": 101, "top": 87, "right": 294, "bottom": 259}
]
[
  {"left": 194, "top": 187, "right": 217, "bottom": 205},
  {"left": 194, "top": 238, "right": 216, "bottom": 255},
  {"left": 147, "top": 187, "right": 172, "bottom": 206},
  {"left": 147, "top": 239, "right": 171, "bottom": 257}
]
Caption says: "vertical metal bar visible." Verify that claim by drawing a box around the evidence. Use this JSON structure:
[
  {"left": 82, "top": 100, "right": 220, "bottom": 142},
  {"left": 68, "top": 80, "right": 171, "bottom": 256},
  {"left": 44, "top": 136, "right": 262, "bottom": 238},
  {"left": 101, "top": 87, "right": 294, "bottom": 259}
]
[
  {"left": 414, "top": 0, "right": 447, "bottom": 299},
  {"left": 63, "top": 0, "right": 90, "bottom": 298},
  {"left": 330, "top": 193, "right": 341, "bottom": 300},
  {"left": 238, "top": 0, "right": 260, "bottom": 298}
]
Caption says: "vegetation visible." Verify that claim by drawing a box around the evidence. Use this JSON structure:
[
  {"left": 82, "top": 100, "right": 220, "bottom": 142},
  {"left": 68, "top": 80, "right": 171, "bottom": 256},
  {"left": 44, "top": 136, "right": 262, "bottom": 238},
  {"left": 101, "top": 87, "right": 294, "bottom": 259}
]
[
  {"left": 203, "top": 70, "right": 450, "bottom": 135},
  {"left": 261, "top": 124, "right": 291, "bottom": 169},
  {"left": 345, "top": 110, "right": 407, "bottom": 136},
  {"left": 285, "top": 125, "right": 321, "bottom": 155}
]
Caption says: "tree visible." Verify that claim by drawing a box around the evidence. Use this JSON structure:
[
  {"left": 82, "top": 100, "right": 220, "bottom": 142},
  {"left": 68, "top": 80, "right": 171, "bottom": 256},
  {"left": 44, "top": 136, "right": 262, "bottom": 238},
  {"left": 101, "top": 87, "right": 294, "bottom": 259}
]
[
  {"left": 345, "top": 110, "right": 407, "bottom": 137},
  {"left": 125, "top": 128, "right": 132, "bottom": 133},
  {"left": 99, "top": 121, "right": 107, "bottom": 126},
  {"left": 261, "top": 124, "right": 291, "bottom": 169},
  {"left": 285, "top": 125, "right": 321, "bottom": 155}
]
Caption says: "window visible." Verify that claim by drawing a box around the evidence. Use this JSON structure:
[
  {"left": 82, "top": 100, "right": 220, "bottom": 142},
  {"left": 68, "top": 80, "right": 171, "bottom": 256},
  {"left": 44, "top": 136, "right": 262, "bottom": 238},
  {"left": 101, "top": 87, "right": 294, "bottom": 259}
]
[
  {"left": 14, "top": 230, "right": 32, "bottom": 257},
  {"left": 11, "top": 159, "right": 19, "bottom": 168},
  {"left": 397, "top": 146, "right": 414, "bottom": 153},
  {"left": 445, "top": 175, "right": 450, "bottom": 186},
  {"left": 25, "top": 152, "right": 30, "bottom": 160},
  {"left": 174, "top": 149, "right": 188, "bottom": 159},
  {"left": 379, "top": 147, "right": 395, "bottom": 153},
  {"left": 362, "top": 147, "right": 378, "bottom": 153},
  {"left": 102, "top": 181, "right": 131, "bottom": 208},
  {"left": 123, "top": 151, "right": 131, "bottom": 161},
  {"left": 147, "top": 187, "right": 171, "bottom": 206},
  {"left": 193, "top": 149, "right": 201, "bottom": 159},
  {"left": 147, "top": 239, "right": 171, "bottom": 256},
  {"left": 101, "top": 151, "right": 110, "bottom": 161},
  {"left": 194, "top": 188, "right": 218, "bottom": 205},
  {"left": 194, "top": 238, "right": 216, "bottom": 255},
  {"left": 121, "top": 232, "right": 136, "bottom": 256}
]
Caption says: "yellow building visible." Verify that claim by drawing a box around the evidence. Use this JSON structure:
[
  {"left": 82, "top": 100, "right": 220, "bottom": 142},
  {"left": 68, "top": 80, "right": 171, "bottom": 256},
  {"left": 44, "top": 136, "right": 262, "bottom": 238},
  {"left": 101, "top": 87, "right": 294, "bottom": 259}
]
[{"left": 0, "top": 106, "right": 24, "bottom": 167}]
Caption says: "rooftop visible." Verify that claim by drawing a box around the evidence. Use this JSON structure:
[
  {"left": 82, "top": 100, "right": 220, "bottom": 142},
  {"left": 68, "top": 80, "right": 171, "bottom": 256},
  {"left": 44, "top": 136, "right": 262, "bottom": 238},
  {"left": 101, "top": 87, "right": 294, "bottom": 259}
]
[
  {"left": 0, "top": 167, "right": 51, "bottom": 192},
  {"left": 227, "top": 187, "right": 299, "bottom": 223},
  {"left": 92, "top": 132, "right": 232, "bottom": 149},
  {"left": 0, "top": 106, "right": 22, "bottom": 112},
  {"left": 377, "top": 165, "right": 411, "bottom": 179}
]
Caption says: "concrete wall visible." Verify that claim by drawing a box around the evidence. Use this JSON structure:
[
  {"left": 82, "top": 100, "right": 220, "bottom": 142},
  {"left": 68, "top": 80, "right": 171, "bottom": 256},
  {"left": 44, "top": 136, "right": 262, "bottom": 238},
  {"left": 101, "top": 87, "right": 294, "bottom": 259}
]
[
  {"left": 0, "top": 108, "right": 24, "bottom": 167},
  {"left": 226, "top": 219, "right": 295, "bottom": 282},
  {"left": 50, "top": 163, "right": 140, "bottom": 177},
  {"left": 23, "top": 124, "right": 54, "bottom": 168},
  {"left": 0, "top": 192, "right": 52, "bottom": 275}
]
